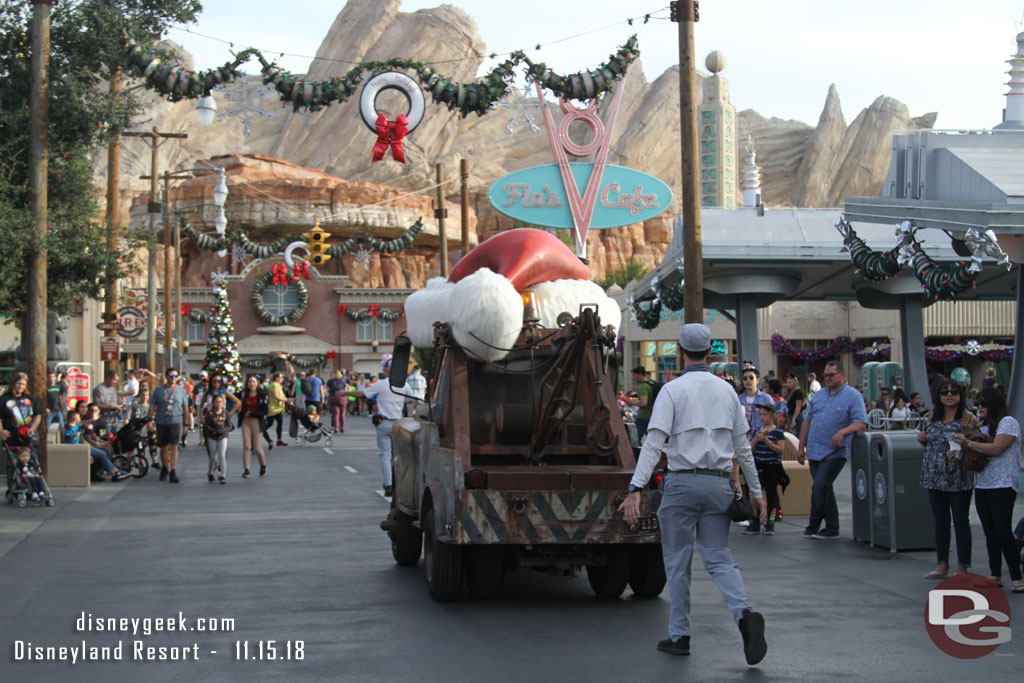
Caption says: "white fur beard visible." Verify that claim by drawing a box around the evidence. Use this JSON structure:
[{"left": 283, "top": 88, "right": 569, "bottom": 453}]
[{"left": 404, "top": 270, "right": 621, "bottom": 362}]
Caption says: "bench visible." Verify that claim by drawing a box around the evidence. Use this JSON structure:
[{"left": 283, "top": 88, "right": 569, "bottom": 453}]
[{"left": 45, "top": 443, "right": 91, "bottom": 487}]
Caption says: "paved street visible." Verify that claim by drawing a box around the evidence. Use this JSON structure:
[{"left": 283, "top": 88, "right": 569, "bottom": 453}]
[{"left": 2, "top": 416, "right": 1022, "bottom": 682}]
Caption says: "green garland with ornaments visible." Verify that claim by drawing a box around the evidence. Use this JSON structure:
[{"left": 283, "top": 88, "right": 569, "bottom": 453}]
[
  {"left": 123, "top": 35, "right": 639, "bottom": 117},
  {"left": 341, "top": 305, "right": 403, "bottom": 322},
  {"left": 251, "top": 272, "right": 310, "bottom": 326},
  {"left": 181, "top": 217, "right": 424, "bottom": 258}
]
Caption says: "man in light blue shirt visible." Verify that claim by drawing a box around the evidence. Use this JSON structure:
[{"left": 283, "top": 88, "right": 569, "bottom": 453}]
[{"left": 797, "top": 360, "right": 867, "bottom": 539}]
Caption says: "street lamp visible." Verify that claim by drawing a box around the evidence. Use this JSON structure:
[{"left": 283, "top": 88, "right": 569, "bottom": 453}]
[{"left": 196, "top": 93, "right": 218, "bottom": 127}]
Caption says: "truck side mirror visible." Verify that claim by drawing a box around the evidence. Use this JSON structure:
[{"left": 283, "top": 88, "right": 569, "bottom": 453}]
[{"left": 389, "top": 335, "right": 412, "bottom": 387}]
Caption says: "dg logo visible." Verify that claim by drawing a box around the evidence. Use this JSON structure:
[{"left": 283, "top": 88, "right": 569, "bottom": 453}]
[{"left": 925, "top": 574, "right": 1011, "bottom": 658}]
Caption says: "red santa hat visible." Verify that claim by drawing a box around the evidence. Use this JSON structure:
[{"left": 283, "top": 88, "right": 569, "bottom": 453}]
[{"left": 405, "top": 229, "right": 621, "bottom": 361}]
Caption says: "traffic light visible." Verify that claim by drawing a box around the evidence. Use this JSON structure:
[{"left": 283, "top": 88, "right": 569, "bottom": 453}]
[{"left": 304, "top": 224, "right": 332, "bottom": 266}]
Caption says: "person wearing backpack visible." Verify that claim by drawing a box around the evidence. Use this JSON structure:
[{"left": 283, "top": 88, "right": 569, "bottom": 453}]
[{"left": 628, "top": 366, "right": 661, "bottom": 440}]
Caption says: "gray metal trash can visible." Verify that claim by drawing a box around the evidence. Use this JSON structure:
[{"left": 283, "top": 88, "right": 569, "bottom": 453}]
[
  {"left": 850, "top": 432, "right": 872, "bottom": 543},
  {"left": 869, "top": 432, "right": 935, "bottom": 552}
]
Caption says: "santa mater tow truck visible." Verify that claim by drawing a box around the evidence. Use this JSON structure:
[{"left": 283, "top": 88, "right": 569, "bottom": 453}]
[{"left": 380, "top": 228, "right": 666, "bottom": 602}]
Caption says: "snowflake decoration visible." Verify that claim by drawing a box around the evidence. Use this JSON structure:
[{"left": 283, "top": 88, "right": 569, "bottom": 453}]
[
  {"left": 211, "top": 270, "right": 229, "bottom": 287},
  {"left": 497, "top": 84, "right": 545, "bottom": 135},
  {"left": 213, "top": 77, "right": 276, "bottom": 136},
  {"left": 230, "top": 243, "right": 250, "bottom": 267},
  {"left": 353, "top": 247, "right": 373, "bottom": 270}
]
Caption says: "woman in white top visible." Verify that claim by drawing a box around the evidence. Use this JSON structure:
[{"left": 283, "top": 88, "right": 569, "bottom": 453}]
[
  {"left": 888, "top": 395, "right": 910, "bottom": 430},
  {"left": 952, "top": 387, "right": 1023, "bottom": 592}
]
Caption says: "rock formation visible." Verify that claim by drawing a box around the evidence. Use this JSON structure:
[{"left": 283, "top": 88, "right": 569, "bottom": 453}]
[{"left": 96, "top": 0, "right": 937, "bottom": 284}]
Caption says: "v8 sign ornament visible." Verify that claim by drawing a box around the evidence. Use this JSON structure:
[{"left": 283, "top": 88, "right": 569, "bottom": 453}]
[{"left": 925, "top": 574, "right": 1011, "bottom": 658}]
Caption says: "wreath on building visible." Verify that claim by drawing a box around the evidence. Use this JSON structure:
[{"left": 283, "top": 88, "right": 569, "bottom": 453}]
[{"left": 251, "top": 271, "right": 310, "bottom": 325}]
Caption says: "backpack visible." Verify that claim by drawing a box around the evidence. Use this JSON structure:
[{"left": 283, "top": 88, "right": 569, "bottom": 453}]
[
  {"left": 300, "top": 377, "right": 313, "bottom": 396},
  {"left": 645, "top": 379, "right": 664, "bottom": 405}
]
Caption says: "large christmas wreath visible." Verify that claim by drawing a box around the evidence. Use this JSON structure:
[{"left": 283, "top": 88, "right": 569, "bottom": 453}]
[{"left": 251, "top": 271, "right": 309, "bottom": 325}]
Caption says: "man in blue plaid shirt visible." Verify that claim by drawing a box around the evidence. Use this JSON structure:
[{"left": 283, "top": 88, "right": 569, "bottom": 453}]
[
  {"left": 797, "top": 360, "right": 867, "bottom": 539},
  {"left": 404, "top": 365, "right": 427, "bottom": 417}
]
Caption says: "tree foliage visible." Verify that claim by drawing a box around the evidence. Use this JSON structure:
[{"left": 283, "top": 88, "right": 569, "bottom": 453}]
[
  {"left": 596, "top": 259, "right": 650, "bottom": 290},
  {"left": 0, "top": 1, "right": 201, "bottom": 320}
]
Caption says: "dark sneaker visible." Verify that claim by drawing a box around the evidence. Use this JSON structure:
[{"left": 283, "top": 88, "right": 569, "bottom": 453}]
[
  {"left": 657, "top": 636, "right": 690, "bottom": 656},
  {"left": 383, "top": 485, "right": 394, "bottom": 498},
  {"left": 219, "top": 477, "right": 226, "bottom": 485},
  {"left": 111, "top": 471, "right": 127, "bottom": 482},
  {"left": 242, "top": 469, "right": 250, "bottom": 478},
  {"left": 738, "top": 609, "right": 767, "bottom": 665},
  {"left": 208, "top": 473, "right": 215, "bottom": 482},
  {"left": 802, "top": 529, "right": 817, "bottom": 539},
  {"left": 159, "top": 467, "right": 168, "bottom": 482},
  {"left": 764, "top": 523, "right": 776, "bottom": 536},
  {"left": 812, "top": 530, "right": 840, "bottom": 540},
  {"left": 743, "top": 524, "right": 761, "bottom": 535},
  {"left": 169, "top": 471, "right": 180, "bottom": 483},
  {"left": 276, "top": 440, "right": 288, "bottom": 447},
  {"left": 259, "top": 465, "right": 267, "bottom": 476},
  {"left": 266, "top": 441, "right": 274, "bottom": 451}
]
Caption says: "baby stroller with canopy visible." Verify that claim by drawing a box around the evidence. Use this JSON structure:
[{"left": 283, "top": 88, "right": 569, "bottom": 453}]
[
  {"left": 5, "top": 444, "right": 54, "bottom": 507},
  {"left": 290, "top": 403, "right": 332, "bottom": 447},
  {"left": 107, "top": 416, "right": 151, "bottom": 478}
]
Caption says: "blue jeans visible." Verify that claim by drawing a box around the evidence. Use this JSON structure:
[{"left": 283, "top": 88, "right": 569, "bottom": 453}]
[
  {"left": 375, "top": 419, "right": 395, "bottom": 487},
  {"left": 806, "top": 456, "right": 847, "bottom": 535},
  {"left": 635, "top": 417, "right": 650, "bottom": 441},
  {"left": 46, "top": 411, "right": 64, "bottom": 435},
  {"left": 657, "top": 471, "right": 753, "bottom": 638},
  {"left": 928, "top": 488, "right": 973, "bottom": 569},
  {"left": 90, "top": 447, "right": 115, "bottom": 473}
]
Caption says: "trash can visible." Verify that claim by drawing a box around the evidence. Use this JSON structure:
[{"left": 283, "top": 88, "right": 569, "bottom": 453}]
[
  {"left": 850, "top": 432, "right": 872, "bottom": 544},
  {"left": 869, "top": 432, "right": 935, "bottom": 552}
]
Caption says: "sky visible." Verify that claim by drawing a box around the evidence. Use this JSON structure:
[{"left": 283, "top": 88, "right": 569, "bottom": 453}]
[{"left": 169, "top": 0, "right": 1024, "bottom": 130}]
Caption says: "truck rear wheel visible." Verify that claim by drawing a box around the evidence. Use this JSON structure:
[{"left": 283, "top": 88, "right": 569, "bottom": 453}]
[
  {"left": 391, "top": 508, "right": 422, "bottom": 567},
  {"left": 464, "top": 547, "right": 504, "bottom": 599},
  {"left": 628, "top": 544, "right": 667, "bottom": 597},
  {"left": 423, "top": 507, "right": 462, "bottom": 602},
  {"left": 586, "top": 547, "right": 630, "bottom": 598}
]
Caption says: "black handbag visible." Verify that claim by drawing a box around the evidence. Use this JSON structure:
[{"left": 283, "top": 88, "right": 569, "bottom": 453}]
[{"left": 728, "top": 490, "right": 754, "bottom": 522}]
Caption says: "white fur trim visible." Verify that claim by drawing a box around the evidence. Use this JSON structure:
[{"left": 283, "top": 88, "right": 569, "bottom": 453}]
[
  {"left": 531, "top": 279, "right": 621, "bottom": 336},
  {"left": 404, "top": 268, "right": 523, "bottom": 362}
]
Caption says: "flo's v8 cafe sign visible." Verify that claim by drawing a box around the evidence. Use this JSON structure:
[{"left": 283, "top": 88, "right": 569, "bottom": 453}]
[{"left": 487, "top": 164, "right": 672, "bottom": 230}]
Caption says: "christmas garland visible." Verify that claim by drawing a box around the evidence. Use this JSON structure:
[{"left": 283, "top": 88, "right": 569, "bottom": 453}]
[
  {"left": 630, "top": 299, "right": 662, "bottom": 331},
  {"left": 338, "top": 304, "right": 403, "bottom": 321},
  {"left": 774, "top": 334, "right": 1015, "bottom": 364},
  {"left": 124, "top": 35, "right": 639, "bottom": 117},
  {"left": 835, "top": 216, "right": 900, "bottom": 282},
  {"left": 651, "top": 276, "right": 685, "bottom": 311},
  {"left": 771, "top": 334, "right": 863, "bottom": 362},
  {"left": 251, "top": 272, "right": 310, "bottom": 326},
  {"left": 181, "top": 217, "right": 424, "bottom": 258},
  {"left": 241, "top": 354, "right": 327, "bottom": 370},
  {"left": 925, "top": 343, "right": 1014, "bottom": 363}
]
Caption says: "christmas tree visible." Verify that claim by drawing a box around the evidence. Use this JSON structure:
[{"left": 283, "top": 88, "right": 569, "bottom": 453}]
[{"left": 203, "top": 283, "right": 241, "bottom": 392}]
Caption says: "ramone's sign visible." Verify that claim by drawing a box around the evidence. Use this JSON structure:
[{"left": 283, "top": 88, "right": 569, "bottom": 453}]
[{"left": 487, "top": 163, "right": 672, "bottom": 230}]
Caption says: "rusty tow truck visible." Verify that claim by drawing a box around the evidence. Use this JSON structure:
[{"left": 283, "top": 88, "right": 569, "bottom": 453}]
[{"left": 382, "top": 305, "right": 665, "bottom": 601}]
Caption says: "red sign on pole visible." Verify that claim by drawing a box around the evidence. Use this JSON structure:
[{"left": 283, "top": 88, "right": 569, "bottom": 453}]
[
  {"left": 100, "top": 336, "right": 120, "bottom": 362},
  {"left": 65, "top": 367, "right": 90, "bottom": 411}
]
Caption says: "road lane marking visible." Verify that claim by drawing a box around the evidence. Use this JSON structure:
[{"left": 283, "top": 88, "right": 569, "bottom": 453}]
[
  {"left": 323, "top": 447, "right": 333, "bottom": 454},
  {"left": 344, "top": 466, "right": 358, "bottom": 473}
]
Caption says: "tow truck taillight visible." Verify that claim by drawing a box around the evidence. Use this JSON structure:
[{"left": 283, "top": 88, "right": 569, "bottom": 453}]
[{"left": 465, "top": 468, "right": 487, "bottom": 489}]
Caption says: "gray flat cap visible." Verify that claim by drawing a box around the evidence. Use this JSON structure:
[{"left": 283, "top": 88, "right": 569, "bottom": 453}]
[{"left": 679, "top": 323, "right": 711, "bottom": 352}]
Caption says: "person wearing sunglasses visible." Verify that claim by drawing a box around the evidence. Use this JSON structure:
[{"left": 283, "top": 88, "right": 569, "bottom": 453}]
[
  {"left": 797, "top": 360, "right": 867, "bottom": 539},
  {"left": 916, "top": 379, "right": 978, "bottom": 578},
  {"left": 738, "top": 368, "right": 773, "bottom": 439},
  {"left": 951, "top": 387, "right": 1023, "bottom": 592},
  {"left": 147, "top": 370, "right": 189, "bottom": 483}
]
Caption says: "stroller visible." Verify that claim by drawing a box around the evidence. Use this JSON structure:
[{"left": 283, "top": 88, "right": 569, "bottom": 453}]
[
  {"left": 105, "top": 416, "right": 151, "bottom": 478},
  {"left": 291, "top": 404, "right": 333, "bottom": 447},
  {"left": 5, "top": 445, "right": 54, "bottom": 507}
]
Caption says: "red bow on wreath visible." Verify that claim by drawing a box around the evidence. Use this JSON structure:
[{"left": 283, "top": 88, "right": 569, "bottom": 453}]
[
  {"left": 271, "top": 263, "right": 288, "bottom": 286},
  {"left": 337, "top": 303, "right": 347, "bottom": 317},
  {"left": 371, "top": 113, "right": 408, "bottom": 164},
  {"left": 326, "top": 351, "right": 337, "bottom": 361},
  {"left": 291, "top": 261, "right": 311, "bottom": 282},
  {"left": 369, "top": 303, "right": 380, "bottom": 318},
  {"left": 181, "top": 303, "right": 191, "bottom": 316}
]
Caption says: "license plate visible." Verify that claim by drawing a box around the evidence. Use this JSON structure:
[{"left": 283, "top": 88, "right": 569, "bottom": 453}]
[{"left": 625, "top": 513, "right": 659, "bottom": 536}]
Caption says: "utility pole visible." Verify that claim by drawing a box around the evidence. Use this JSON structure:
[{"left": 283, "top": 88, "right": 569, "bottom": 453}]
[
  {"left": 435, "top": 163, "right": 448, "bottom": 277},
  {"left": 27, "top": 0, "right": 53, "bottom": 473},
  {"left": 123, "top": 128, "right": 186, "bottom": 373},
  {"left": 672, "top": 0, "right": 704, "bottom": 323},
  {"left": 104, "top": 68, "right": 121, "bottom": 375},
  {"left": 460, "top": 159, "right": 470, "bottom": 255},
  {"left": 174, "top": 214, "right": 183, "bottom": 366}
]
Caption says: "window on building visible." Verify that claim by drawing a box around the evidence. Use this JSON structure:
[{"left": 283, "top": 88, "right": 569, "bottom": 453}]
[
  {"left": 356, "top": 318, "right": 374, "bottom": 342},
  {"left": 376, "top": 319, "right": 392, "bottom": 342},
  {"left": 632, "top": 340, "right": 679, "bottom": 384},
  {"left": 261, "top": 283, "right": 300, "bottom": 319},
  {"left": 186, "top": 317, "right": 205, "bottom": 343}
]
